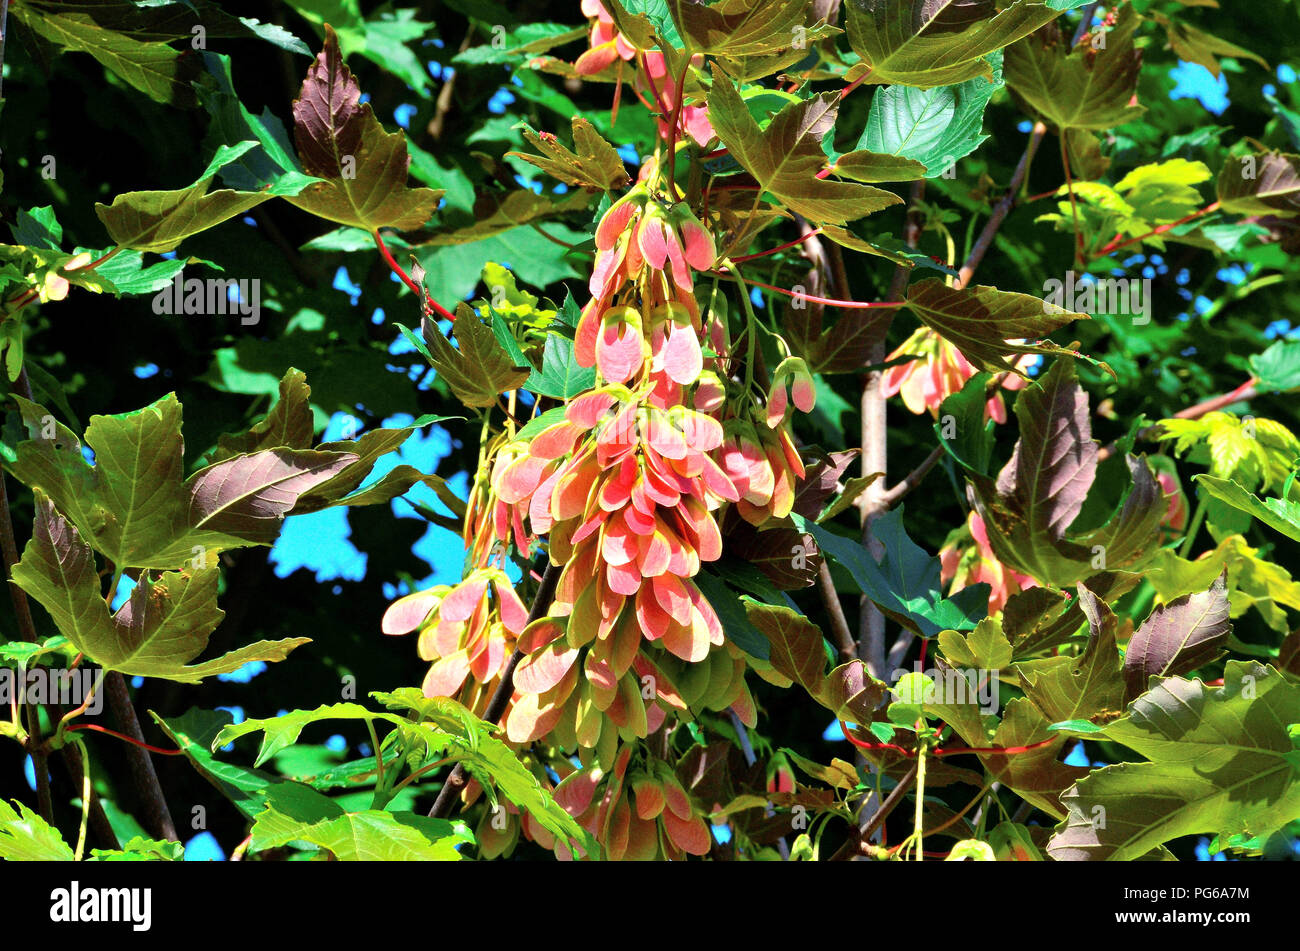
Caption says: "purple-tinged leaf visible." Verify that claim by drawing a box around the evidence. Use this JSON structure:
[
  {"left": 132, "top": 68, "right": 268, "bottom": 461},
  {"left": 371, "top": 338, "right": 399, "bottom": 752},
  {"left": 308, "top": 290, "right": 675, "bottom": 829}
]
[
  {"left": 287, "top": 25, "right": 442, "bottom": 231},
  {"left": 187, "top": 448, "right": 358, "bottom": 543},
  {"left": 1124, "top": 572, "right": 1231, "bottom": 701}
]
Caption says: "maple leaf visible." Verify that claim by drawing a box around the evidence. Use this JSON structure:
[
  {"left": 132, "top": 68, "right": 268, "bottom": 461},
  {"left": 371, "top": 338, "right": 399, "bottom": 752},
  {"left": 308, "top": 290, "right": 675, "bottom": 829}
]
[
  {"left": 1004, "top": 5, "right": 1144, "bottom": 131},
  {"left": 845, "top": 0, "right": 1066, "bottom": 88},
  {"left": 287, "top": 24, "right": 441, "bottom": 231},
  {"left": 1217, "top": 151, "right": 1300, "bottom": 217},
  {"left": 508, "top": 119, "right": 631, "bottom": 191},
  {"left": 11, "top": 493, "right": 309, "bottom": 683},
  {"left": 7, "top": 394, "right": 357, "bottom": 569},
  {"left": 400, "top": 305, "right": 531, "bottom": 409},
  {"left": 902, "top": 278, "right": 1086, "bottom": 375},
  {"left": 96, "top": 142, "right": 303, "bottom": 253},
  {"left": 707, "top": 68, "right": 900, "bottom": 228}
]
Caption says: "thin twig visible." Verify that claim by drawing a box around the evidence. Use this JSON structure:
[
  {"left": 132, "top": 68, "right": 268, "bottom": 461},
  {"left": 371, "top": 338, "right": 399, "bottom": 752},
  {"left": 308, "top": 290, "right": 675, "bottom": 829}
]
[
  {"left": 1071, "top": 2, "right": 1102, "bottom": 46},
  {"left": 1096, "top": 380, "right": 1257, "bottom": 462},
  {"left": 831, "top": 764, "right": 917, "bottom": 860},
  {"left": 818, "top": 561, "right": 856, "bottom": 663},
  {"left": 428, "top": 30, "right": 474, "bottom": 140},
  {"left": 954, "top": 122, "right": 1047, "bottom": 290},
  {"left": 878, "top": 446, "right": 945, "bottom": 509}
]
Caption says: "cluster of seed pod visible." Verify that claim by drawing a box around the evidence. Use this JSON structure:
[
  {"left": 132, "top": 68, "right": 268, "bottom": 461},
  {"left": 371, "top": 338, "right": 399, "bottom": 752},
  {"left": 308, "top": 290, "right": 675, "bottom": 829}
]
[
  {"left": 381, "top": 5, "right": 824, "bottom": 855},
  {"left": 550, "top": 746, "right": 714, "bottom": 860},
  {"left": 488, "top": 177, "right": 759, "bottom": 762}
]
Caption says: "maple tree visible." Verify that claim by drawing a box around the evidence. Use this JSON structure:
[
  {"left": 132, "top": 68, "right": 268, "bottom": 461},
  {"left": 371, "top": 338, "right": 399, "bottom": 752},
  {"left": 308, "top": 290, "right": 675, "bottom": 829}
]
[{"left": 1, "top": 0, "right": 1299, "bottom": 865}]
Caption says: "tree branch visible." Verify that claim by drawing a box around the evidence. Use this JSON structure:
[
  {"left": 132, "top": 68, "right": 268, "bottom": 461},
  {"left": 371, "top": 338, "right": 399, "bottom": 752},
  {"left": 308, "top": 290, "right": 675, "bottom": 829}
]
[
  {"left": 878, "top": 446, "right": 945, "bottom": 509},
  {"left": 1072, "top": 2, "right": 1102, "bottom": 46},
  {"left": 428, "top": 29, "right": 474, "bottom": 141},
  {"left": 856, "top": 181, "right": 925, "bottom": 679},
  {"left": 954, "top": 122, "right": 1047, "bottom": 291},
  {"left": 104, "top": 671, "right": 178, "bottom": 841},
  {"left": 818, "top": 561, "right": 857, "bottom": 663},
  {"left": 1096, "top": 380, "right": 1258, "bottom": 462},
  {"left": 831, "top": 763, "right": 917, "bottom": 860}
]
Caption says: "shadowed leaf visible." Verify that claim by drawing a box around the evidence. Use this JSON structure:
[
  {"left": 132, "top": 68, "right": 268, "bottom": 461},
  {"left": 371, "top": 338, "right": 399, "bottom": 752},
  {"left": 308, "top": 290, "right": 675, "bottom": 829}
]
[
  {"left": 1004, "top": 5, "right": 1144, "bottom": 131},
  {"left": 903, "top": 278, "right": 1086, "bottom": 376}
]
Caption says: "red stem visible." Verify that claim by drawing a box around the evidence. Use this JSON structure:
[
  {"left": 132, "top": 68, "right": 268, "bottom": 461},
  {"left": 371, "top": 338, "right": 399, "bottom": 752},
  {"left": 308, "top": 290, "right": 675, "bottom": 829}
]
[
  {"left": 840, "top": 722, "right": 1058, "bottom": 759},
  {"left": 840, "top": 72, "right": 870, "bottom": 101},
  {"left": 1096, "top": 201, "right": 1221, "bottom": 257},
  {"left": 373, "top": 230, "right": 456, "bottom": 323},
  {"left": 933, "top": 737, "right": 1057, "bottom": 758},
  {"left": 610, "top": 60, "right": 624, "bottom": 127},
  {"left": 637, "top": 52, "right": 670, "bottom": 119},
  {"left": 66, "top": 723, "right": 186, "bottom": 756},
  {"left": 664, "top": 61, "right": 689, "bottom": 191},
  {"left": 69, "top": 246, "right": 123, "bottom": 272},
  {"left": 731, "top": 231, "right": 820, "bottom": 264}
]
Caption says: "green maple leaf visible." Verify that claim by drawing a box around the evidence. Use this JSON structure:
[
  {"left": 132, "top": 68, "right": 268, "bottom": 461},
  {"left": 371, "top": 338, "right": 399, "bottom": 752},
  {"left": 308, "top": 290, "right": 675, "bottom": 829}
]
[
  {"left": 793, "top": 508, "right": 990, "bottom": 638},
  {"left": 10, "top": 1, "right": 200, "bottom": 106},
  {"left": 742, "top": 602, "right": 886, "bottom": 723},
  {"left": 1049, "top": 662, "right": 1300, "bottom": 860},
  {"left": 845, "top": 0, "right": 1066, "bottom": 88},
  {"left": 508, "top": 119, "right": 631, "bottom": 192},
  {"left": 401, "top": 306, "right": 531, "bottom": 409},
  {"left": 1014, "top": 586, "right": 1125, "bottom": 725},
  {"left": 6, "top": 394, "right": 358, "bottom": 569},
  {"left": 663, "top": 0, "right": 840, "bottom": 78},
  {"left": 1004, "top": 4, "right": 1144, "bottom": 131},
  {"left": 11, "top": 493, "right": 310, "bottom": 683},
  {"left": 903, "top": 278, "right": 1087, "bottom": 375},
  {"left": 1152, "top": 12, "right": 1268, "bottom": 79},
  {"left": 857, "top": 51, "right": 1004, "bottom": 177},
  {"left": 213, "top": 690, "right": 595, "bottom": 856},
  {"left": 1196, "top": 476, "right": 1300, "bottom": 543},
  {"left": 96, "top": 141, "right": 314, "bottom": 252},
  {"left": 250, "top": 783, "right": 472, "bottom": 860},
  {"left": 707, "top": 68, "right": 901, "bottom": 228},
  {"left": 209, "top": 368, "right": 316, "bottom": 461},
  {"left": 923, "top": 672, "right": 1086, "bottom": 819}
]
